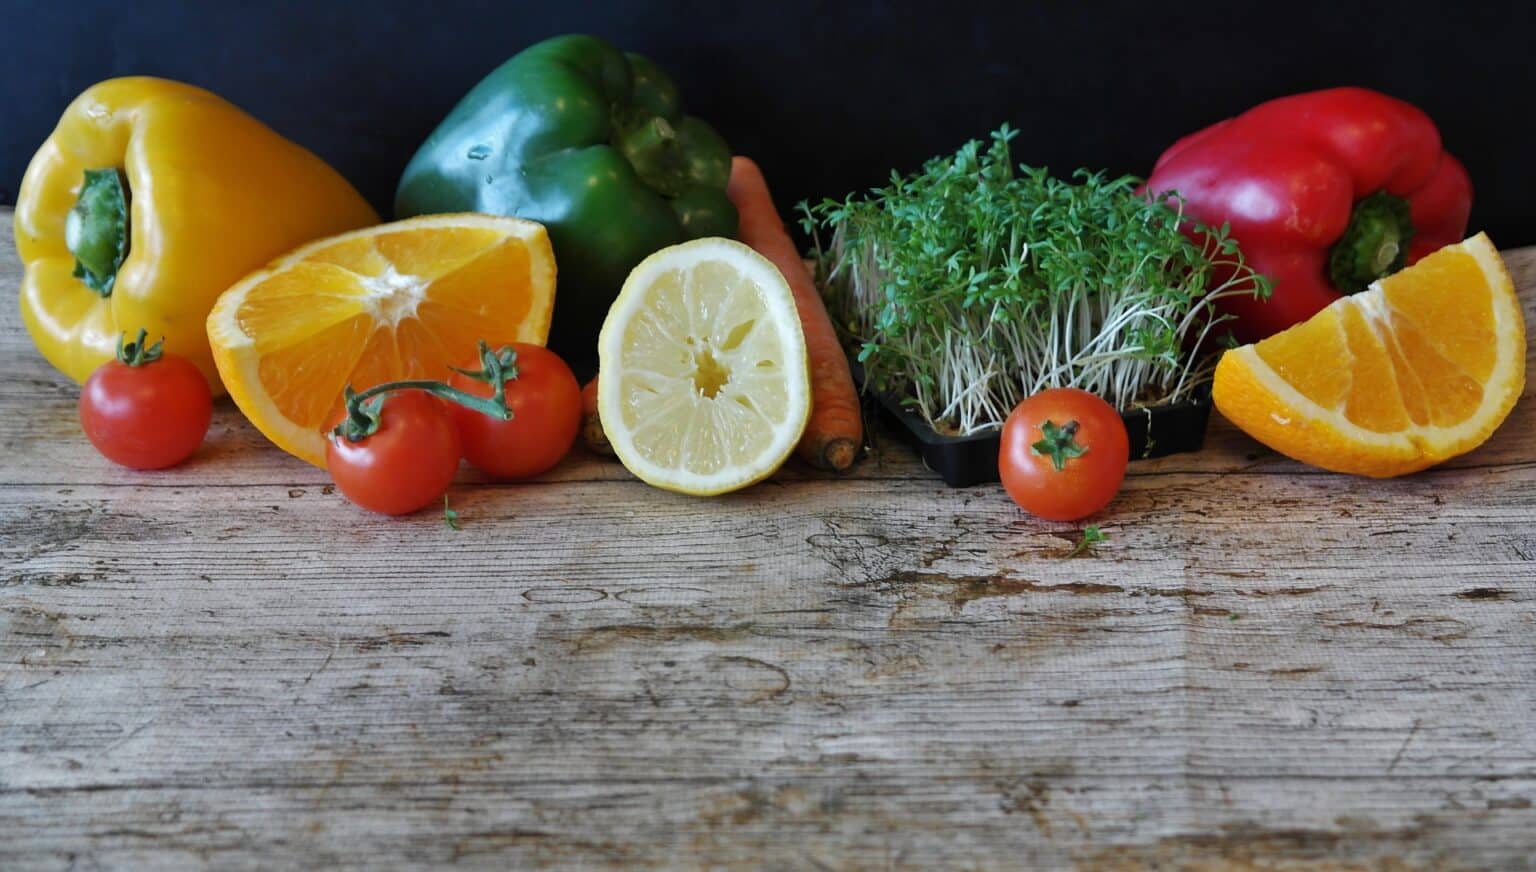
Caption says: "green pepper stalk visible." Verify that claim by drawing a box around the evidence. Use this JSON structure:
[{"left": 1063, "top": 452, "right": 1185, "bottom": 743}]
[
  {"left": 67, "top": 169, "right": 131, "bottom": 297},
  {"left": 1327, "top": 191, "right": 1415, "bottom": 295}
]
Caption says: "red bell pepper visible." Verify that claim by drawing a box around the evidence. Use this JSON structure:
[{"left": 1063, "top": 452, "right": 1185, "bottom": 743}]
[{"left": 1146, "top": 87, "right": 1472, "bottom": 342}]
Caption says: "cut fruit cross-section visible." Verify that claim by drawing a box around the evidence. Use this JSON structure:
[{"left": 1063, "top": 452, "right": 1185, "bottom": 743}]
[
  {"left": 207, "top": 214, "right": 556, "bottom": 467},
  {"left": 1213, "top": 233, "right": 1526, "bottom": 477},
  {"left": 598, "top": 238, "right": 810, "bottom": 495}
]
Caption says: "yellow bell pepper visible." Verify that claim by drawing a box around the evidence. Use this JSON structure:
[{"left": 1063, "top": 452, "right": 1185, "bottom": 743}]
[{"left": 14, "top": 77, "right": 379, "bottom": 392}]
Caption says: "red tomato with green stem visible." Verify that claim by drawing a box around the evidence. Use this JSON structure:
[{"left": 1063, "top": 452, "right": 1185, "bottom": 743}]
[
  {"left": 79, "top": 330, "right": 212, "bottom": 469},
  {"left": 323, "top": 341, "right": 522, "bottom": 516},
  {"left": 325, "top": 390, "right": 462, "bottom": 516},
  {"left": 998, "top": 388, "right": 1129, "bottom": 521},
  {"left": 449, "top": 343, "right": 580, "bottom": 479}
]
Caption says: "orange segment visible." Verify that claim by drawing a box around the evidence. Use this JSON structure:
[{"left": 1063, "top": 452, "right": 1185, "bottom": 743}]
[
  {"left": 255, "top": 315, "right": 374, "bottom": 428},
  {"left": 1213, "top": 233, "right": 1526, "bottom": 477},
  {"left": 1381, "top": 243, "right": 1500, "bottom": 380},
  {"left": 1337, "top": 304, "right": 1410, "bottom": 432},
  {"left": 1254, "top": 307, "right": 1351, "bottom": 410},
  {"left": 207, "top": 214, "right": 556, "bottom": 467},
  {"left": 303, "top": 237, "right": 393, "bottom": 277},
  {"left": 233, "top": 262, "right": 373, "bottom": 347}
]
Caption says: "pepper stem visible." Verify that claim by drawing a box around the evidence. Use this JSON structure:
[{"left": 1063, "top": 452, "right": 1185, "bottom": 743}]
[
  {"left": 1031, "top": 419, "right": 1089, "bottom": 472},
  {"left": 66, "top": 168, "right": 130, "bottom": 297},
  {"left": 1328, "top": 191, "right": 1415, "bottom": 295},
  {"left": 616, "top": 114, "right": 685, "bottom": 195},
  {"left": 334, "top": 341, "right": 517, "bottom": 443}
]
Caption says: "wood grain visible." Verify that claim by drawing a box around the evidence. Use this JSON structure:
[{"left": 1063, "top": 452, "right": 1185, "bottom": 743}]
[{"left": 3, "top": 207, "right": 1535, "bottom": 870}]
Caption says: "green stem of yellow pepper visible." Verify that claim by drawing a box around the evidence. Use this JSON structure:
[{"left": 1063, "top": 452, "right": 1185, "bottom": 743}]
[{"left": 65, "top": 168, "right": 130, "bottom": 298}]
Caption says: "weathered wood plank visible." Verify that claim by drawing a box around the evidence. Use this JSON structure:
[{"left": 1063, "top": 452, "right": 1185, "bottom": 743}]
[
  {"left": 5, "top": 476, "right": 1535, "bottom": 865},
  {"left": 6, "top": 776, "right": 1536, "bottom": 868},
  {"left": 3, "top": 206, "right": 1536, "bottom": 869}
]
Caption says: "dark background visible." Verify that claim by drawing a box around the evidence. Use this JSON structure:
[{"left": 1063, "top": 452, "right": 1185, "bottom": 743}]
[{"left": 5, "top": 1, "right": 1535, "bottom": 244}]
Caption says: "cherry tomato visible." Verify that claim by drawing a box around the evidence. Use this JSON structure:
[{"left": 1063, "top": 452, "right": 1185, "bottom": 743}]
[
  {"left": 79, "top": 351, "right": 212, "bottom": 469},
  {"left": 325, "top": 391, "right": 461, "bottom": 516},
  {"left": 449, "top": 343, "right": 581, "bottom": 479},
  {"left": 998, "top": 388, "right": 1129, "bottom": 521}
]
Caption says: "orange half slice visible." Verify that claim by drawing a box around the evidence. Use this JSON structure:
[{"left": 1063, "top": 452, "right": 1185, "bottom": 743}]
[{"left": 207, "top": 214, "right": 556, "bottom": 466}]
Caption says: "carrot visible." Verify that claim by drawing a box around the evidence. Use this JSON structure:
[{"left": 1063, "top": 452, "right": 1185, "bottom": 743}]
[
  {"left": 727, "top": 156, "right": 863, "bottom": 471},
  {"left": 580, "top": 376, "right": 614, "bottom": 457}
]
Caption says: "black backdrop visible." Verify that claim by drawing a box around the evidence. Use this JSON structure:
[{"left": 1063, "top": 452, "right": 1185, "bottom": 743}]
[{"left": 5, "top": 1, "right": 1535, "bottom": 245}]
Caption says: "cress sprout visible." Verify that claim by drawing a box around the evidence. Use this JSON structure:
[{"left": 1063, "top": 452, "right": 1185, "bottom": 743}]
[{"left": 800, "top": 125, "right": 1270, "bottom": 436}]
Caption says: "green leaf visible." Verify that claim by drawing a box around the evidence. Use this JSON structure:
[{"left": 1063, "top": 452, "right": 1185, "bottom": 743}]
[{"left": 1068, "top": 525, "right": 1108, "bottom": 558}]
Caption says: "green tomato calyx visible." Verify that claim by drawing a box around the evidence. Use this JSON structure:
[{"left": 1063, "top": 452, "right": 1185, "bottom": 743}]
[
  {"left": 1031, "top": 419, "right": 1088, "bottom": 472},
  {"left": 116, "top": 329, "right": 164, "bottom": 367}
]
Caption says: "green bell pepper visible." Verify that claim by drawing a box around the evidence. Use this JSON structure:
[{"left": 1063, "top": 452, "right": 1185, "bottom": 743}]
[{"left": 395, "top": 34, "right": 738, "bottom": 365}]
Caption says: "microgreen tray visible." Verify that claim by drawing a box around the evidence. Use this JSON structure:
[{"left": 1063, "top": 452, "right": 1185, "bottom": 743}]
[{"left": 866, "top": 381, "right": 1212, "bottom": 488}]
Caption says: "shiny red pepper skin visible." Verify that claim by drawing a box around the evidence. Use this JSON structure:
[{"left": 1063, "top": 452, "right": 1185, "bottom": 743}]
[{"left": 1146, "top": 87, "right": 1473, "bottom": 342}]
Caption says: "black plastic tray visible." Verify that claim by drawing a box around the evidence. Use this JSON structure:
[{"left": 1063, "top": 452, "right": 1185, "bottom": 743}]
[{"left": 867, "top": 383, "right": 1213, "bottom": 488}]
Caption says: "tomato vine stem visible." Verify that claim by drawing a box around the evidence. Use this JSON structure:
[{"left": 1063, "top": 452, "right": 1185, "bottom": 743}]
[{"left": 335, "top": 341, "right": 517, "bottom": 442}]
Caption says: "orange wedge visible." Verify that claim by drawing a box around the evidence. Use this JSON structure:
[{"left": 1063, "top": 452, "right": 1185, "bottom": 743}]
[
  {"left": 1213, "top": 233, "right": 1526, "bottom": 477},
  {"left": 207, "top": 214, "right": 556, "bottom": 466}
]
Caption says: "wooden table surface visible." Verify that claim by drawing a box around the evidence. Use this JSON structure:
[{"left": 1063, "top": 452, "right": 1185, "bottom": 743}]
[{"left": 2, "top": 207, "right": 1535, "bottom": 871}]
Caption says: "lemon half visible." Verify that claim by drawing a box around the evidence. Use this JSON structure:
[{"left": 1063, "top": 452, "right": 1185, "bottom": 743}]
[{"left": 598, "top": 238, "right": 810, "bottom": 495}]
